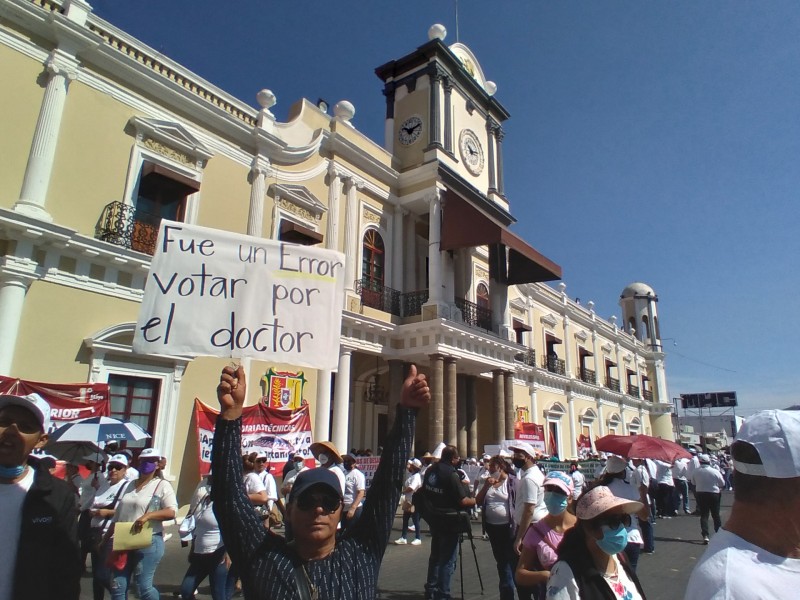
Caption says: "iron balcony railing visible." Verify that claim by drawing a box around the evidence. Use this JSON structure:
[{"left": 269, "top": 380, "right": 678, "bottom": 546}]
[
  {"left": 515, "top": 348, "right": 536, "bottom": 367},
  {"left": 642, "top": 389, "right": 653, "bottom": 402},
  {"left": 627, "top": 384, "right": 640, "bottom": 398},
  {"left": 606, "top": 377, "right": 621, "bottom": 392},
  {"left": 355, "top": 278, "right": 401, "bottom": 315},
  {"left": 543, "top": 356, "right": 566, "bottom": 376},
  {"left": 400, "top": 289, "right": 429, "bottom": 317},
  {"left": 454, "top": 297, "right": 492, "bottom": 331},
  {"left": 96, "top": 201, "right": 161, "bottom": 256},
  {"left": 580, "top": 369, "right": 596, "bottom": 384}
]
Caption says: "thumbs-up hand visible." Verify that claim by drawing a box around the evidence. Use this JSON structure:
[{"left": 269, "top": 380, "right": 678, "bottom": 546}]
[{"left": 400, "top": 364, "right": 430, "bottom": 409}]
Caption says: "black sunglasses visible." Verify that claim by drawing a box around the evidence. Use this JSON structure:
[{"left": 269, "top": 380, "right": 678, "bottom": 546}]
[
  {"left": 256, "top": 458, "right": 267, "bottom": 463},
  {"left": 107, "top": 464, "right": 125, "bottom": 471},
  {"left": 296, "top": 492, "right": 341, "bottom": 514},
  {"left": 596, "top": 514, "right": 632, "bottom": 530}
]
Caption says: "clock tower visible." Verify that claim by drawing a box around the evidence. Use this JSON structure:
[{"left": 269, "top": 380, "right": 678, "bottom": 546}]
[{"left": 375, "top": 24, "right": 510, "bottom": 210}]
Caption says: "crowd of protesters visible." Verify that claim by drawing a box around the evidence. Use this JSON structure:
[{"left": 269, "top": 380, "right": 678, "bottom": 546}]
[{"left": 2, "top": 381, "right": 797, "bottom": 600}]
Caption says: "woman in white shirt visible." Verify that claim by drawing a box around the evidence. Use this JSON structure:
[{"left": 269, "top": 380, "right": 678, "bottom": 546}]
[
  {"left": 178, "top": 474, "right": 233, "bottom": 600},
  {"left": 394, "top": 459, "right": 423, "bottom": 545},
  {"left": 475, "top": 456, "right": 517, "bottom": 600},
  {"left": 110, "top": 447, "right": 178, "bottom": 600}
]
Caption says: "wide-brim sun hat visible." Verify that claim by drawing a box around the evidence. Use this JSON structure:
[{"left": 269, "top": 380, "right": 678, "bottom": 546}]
[
  {"left": 310, "top": 441, "right": 343, "bottom": 464},
  {"left": 576, "top": 485, "right": 643, "bottom": 521}
]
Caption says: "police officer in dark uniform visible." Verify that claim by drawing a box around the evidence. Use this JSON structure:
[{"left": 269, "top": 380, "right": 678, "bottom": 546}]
[{"left": 422, "top": 445, "right": 476, "bottom": 600}]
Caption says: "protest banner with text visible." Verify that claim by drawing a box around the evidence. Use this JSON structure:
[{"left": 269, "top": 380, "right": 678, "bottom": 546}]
[{"left": 133, "top": 221, "right": 346, "bottom": 370}]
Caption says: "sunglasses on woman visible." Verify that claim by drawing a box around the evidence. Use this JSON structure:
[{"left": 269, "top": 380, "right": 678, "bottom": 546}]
[
  {"left": 595, "top": 514, "right": 632, "bottom": 530},
  {"left": 295, "top": 492, "right": 342, "bottom": 514}
]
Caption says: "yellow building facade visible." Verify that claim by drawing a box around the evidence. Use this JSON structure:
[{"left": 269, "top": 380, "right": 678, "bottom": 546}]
[{"left": 0, "top": 1, "right": 673, "bottom": 498}]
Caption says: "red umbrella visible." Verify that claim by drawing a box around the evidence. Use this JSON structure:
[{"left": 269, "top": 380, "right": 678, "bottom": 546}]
[{"left": 595, "top": 434, "right": 691, "bottom": 463}]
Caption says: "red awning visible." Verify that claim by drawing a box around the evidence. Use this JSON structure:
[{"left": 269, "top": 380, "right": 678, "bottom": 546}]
[
  {"left": 513, "top": 318, "right": 532, "bottom": 332},
  {"left": 441, "top": 195, "right": 561, "bottom": 284}
]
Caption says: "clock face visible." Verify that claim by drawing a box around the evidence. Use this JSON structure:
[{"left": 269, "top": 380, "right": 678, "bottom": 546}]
[
  {"left": 459, "top": 129, "right": 484, "bottom": 176},
  {"left": 398, "top": 115, "right": 423, "bottom": 146}
]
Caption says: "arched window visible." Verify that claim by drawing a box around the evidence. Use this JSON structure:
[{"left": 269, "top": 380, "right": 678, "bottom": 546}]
[
  {"left": 654, "top": 316, "right": 661, "bottom": 339},
  {"left": 361, "top": 229, "right": 385, "bottom": 288},
  {"left": 641, "top": 316, "right": 650, "bottom": 341},
  {"left": 476, "top": 282, "right": 490, "bottom": 309},
  {"left": 628, "top": 317, "right": 636, "bottom": 332}
]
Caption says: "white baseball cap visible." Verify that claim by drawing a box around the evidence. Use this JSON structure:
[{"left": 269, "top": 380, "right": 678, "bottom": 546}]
[
  {"left": 508, "top": 442, "right": 538, "bottom": 459},
  {"left": 0, "top": 393, "right": 51, "bottom": 431},
  {"left": 108, "top": 454, "right": 129, "bottom": 467},
  {"left": 139, "top": 447, "right": 162, "bottom": 459},
  {"left": 733, "top": 409, "right": 800, "bottom": 479}
]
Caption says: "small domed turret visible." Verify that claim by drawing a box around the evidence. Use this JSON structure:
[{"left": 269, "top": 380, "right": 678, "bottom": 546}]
[{"left": 619, "top": 282, "right": 660, "bottom": 348}]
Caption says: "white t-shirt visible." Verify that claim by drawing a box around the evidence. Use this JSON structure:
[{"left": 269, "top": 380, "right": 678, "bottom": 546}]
[
  {"left": 570, "top": 470, "right": 585, "bottom": 500},
  {"left": 90, "top": 479, "right": 129, "bottom": 531},
  {"left": 605, "top": 478, "right": 643, "bottom": 545},
  {"left": 343, "top": 468, "right": 366, "bottom": 507},
  {"left": 673, "top": 458, "right": 689, "bottom": 481},
  {"left": 259, "top": 471, "right": 278, "bottom": 509},
  {"left": 546, "top": 555, "right": 643, "bottom": 600},
  {"left": 515, "top": 464, "right": 547, "bottom": 525},
  {"left": 188, "top": 480, "right": 222, "bottom": 554},
  {"left": 113, "top": 478, "right": 177, "bottom": 534},
  {"left": 655, "top": 460, "right": 674, "bottom": 485},
  {"left": 244, "top": 472, "right": 266, "bottom": 499},
  {"left": 484, "top": 479, "right": 511, "bottom": 525},
  {"left": 329, "top": 465, "right": 346, "bottom": 496},
  {"left": 0, "top": 467, "right": 35, "bottom": 600},
  {"left": 691, "top": 466, "right": 725, "bottom": 493},
  {"left": 685, "top": 528, "right": 800, "bottom": 600},
  {"left": 124, "top": 466, "right": 140, "bottom": 481},
  {"left": 403, "top": 472, "right": 422, "bottom": 503}
]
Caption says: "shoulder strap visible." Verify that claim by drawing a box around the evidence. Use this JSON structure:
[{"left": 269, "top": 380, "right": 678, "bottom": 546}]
[
  {"left": 98, "top": 483, "right": 128, "bottom": 531},
  {"left": 286, "top": 541, "right": 317, "bottom": 600}
]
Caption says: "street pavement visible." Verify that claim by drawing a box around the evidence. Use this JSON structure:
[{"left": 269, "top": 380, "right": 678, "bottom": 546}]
[{"left": 79, "top": 491, "right": 733, "bottom": 599}]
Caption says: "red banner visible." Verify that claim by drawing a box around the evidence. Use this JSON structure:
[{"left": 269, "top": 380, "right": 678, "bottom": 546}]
[
  {"left": 194, "top": 399, "right": 313, "bottom": 476},
  {"left": 578, "top": 433, "right": 592, "bottom": 450},
  {"left": 515, "top": 421, "right": 546, "bottom": 454},
  {"left": 0, "top": 375, "right": 110, "bottom": 433}
]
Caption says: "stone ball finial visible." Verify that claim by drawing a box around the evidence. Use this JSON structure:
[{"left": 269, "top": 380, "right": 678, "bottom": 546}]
[
  {"left": 256, "top": 89, "right": 276, "bottom": 110},
  {"left": 484, "top": 81, "right": 497, "bottom": 96},
  {"left": 333, "top": 100, "right": 355, "bottom": 122},
  {"left": 557, "top": 282, "right": 567, "bottom": 294},
  {"left": 428, "top": 24, "right": 447, "bottom": 41}
]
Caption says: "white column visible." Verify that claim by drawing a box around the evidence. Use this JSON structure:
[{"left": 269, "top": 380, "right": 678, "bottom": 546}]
[
  {"left": 331, "top": 349, "right": 352, "bottom": 452},
  {"left": 342, "top": 178, "right": 359, "bottom": 294},
  {"left": 0, "top": 277, "right": 30, "bottom": 375},
  {"left": 247, "top": 159, "right": 268, "bottom": 237},
  {"left": 529, "top": 383, "right": 538, "bottom": 424},
  {"left": 404, "top": 212, "right": 416, "bottom": 292},
  {"left": 615, "top": 343, "right": 624, "bottom": 393},
  {"left": 596, "top": 398, "right": 606, "bottom": 437},
  {"left": 563, "top": 315, "right": 573, "bottom": 377},
  {"left": 392, "top": 204, "right": 404, "bottom": 291},
  {"left": 326, "top": 164, "right": 342, "bottom": 251},
  {"left": 14, "top": 50, "right": 79, "bottom": 223},
  {"left": 490, "top": 279, "right": 510, "bottom": 338},
  {"left": 315, "top": 370, "right": 332, "bottom": 442},
  {"left": 426, "top": 190, "right": 443, "bottom": 305},
  {"left": 592, "top": 330, "right": 601, "bottom": 382},
  {"left": 567, "top": 392, "right": 578, "bottom": 459}
]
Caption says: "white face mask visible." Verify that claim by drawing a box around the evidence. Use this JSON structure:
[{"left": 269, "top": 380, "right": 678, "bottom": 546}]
[{"left": 318, "top": 454, "right": 329, "bottom": 466}]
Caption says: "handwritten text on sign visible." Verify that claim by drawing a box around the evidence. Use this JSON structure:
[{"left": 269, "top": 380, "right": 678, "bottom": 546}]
[{"left": 133, "top": 221, "right": 346, "bottom": 370}]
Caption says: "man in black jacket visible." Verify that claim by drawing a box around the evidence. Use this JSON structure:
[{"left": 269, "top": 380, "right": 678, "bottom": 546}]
[
  {"left": 0, "top": 393, "right": 81, "bottom": 600},
  {"left": 422, "top": 444, "right": 476, "bottom": 600}
]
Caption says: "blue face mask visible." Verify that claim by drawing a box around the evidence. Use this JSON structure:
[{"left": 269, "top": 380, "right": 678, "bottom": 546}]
[
  {"left": 544, "top": 491, "right": 568, "bottom": 515},
  {"left": 596, "top": 523, "right": 629, "bottom": 556},
  {"left": 0, "top": 465, "right": 25, "bottom": 479}
]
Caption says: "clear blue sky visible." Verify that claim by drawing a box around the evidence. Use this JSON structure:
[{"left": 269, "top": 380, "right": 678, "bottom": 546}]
[{"left": 91, "top": 1, "right": 800, "bottom": 414}]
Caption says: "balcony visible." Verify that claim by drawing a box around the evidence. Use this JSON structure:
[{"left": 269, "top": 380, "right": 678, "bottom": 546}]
[
  {"left": 454, "top": 297, "right": 493, "bottom": 331},
  {"left": 400, "top": 289, "right": 429, "bottom": 317},
  {"left": 515, "top": 348, "right": 536, "bottom": 367},
  {"left": 355, "top": 278, "right": 401, "bottom": 316},
  {"left": 642, "top": 389, "right": 653, "bottom": 402},
  {"left": 580, "top": 369, "right": 596, "bottom": 385},
  {"left": 627, "top": 384, "right": 640, "bottom": 398},
  {"left": 542, "top": 355, "right": 566, "bottom": 376},
  {"left": 96, "top": 201, "right": 160, "bottom": 256},
  {"left": 606, "top": 377, "right": 620, "bottom": 392}
]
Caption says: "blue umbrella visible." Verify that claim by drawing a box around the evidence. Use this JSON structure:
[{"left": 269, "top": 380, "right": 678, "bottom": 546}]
[{"left": 48, "top": 416, "right": 151, "bottom": 445}]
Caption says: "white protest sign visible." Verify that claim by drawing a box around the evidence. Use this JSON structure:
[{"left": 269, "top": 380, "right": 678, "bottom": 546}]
[{"left": 133, "top": 221, "right": 346, "bottom": 370}]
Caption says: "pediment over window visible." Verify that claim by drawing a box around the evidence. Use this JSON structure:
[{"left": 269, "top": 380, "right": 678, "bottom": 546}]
[
  {"left": 540, "top": 313, "right": 557, "bottom": 328},
  {"left": 270, "top": 184, "right": 327, "bottom": 221},
  {"left": 574, "top": 329, "right": 588, "bottom": 342},
  {"left": 127, "top": 117, "right": 214, "bottom": 166}
]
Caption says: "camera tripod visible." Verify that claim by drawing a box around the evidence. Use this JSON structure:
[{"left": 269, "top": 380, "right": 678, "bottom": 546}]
[{"left": 457, "top": 514, "right": 484, "bottom": 599}]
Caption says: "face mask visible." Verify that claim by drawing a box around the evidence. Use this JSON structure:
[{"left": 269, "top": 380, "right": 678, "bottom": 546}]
[
  {"left": 512, "top": 458, "right": 526, "bottom": 469},
  {"left": 544, "top": 491, "right": 568, "bottom": 515},
  {"left": 139, "top": 461, "right": 158, "bottom": 475},
  {"left": 318, "top": 454, "right": 329, "bottom": 466},
  {"left": 596, "top": 523, "right": 629, "bottom": 556},
  {"left": 0, "top": 464, "right": 25, "bottom": 479},
  {"left": 344, "top": 462, "right": 354, "bottom": 471}
]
